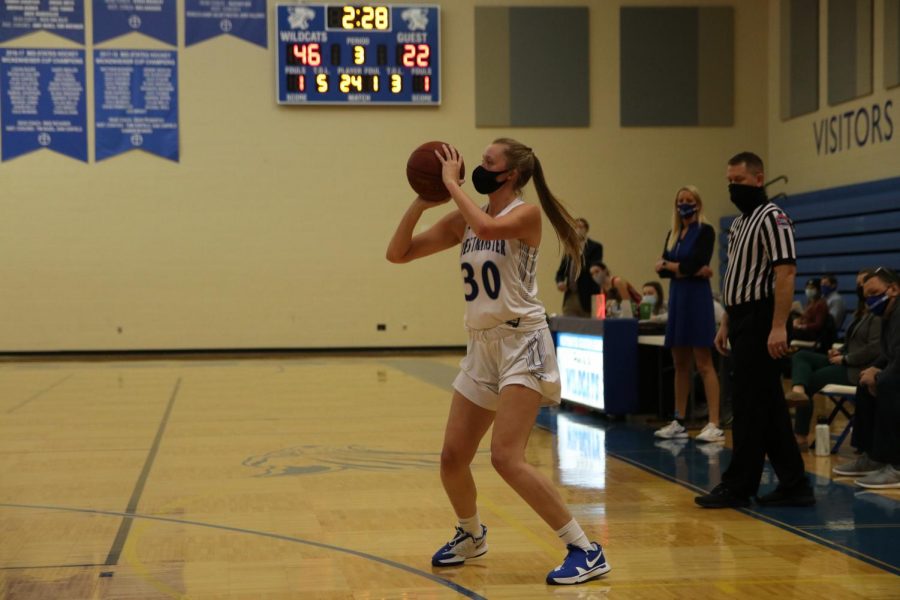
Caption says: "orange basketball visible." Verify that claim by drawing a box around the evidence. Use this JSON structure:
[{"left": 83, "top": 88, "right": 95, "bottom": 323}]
[{"left": 406, "top": 141, "right": 465, "bottom": 202}]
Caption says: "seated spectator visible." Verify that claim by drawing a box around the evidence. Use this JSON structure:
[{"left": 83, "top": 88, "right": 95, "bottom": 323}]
[
  {"left": 641, "top": 281, "right": 668, "bottom": 322},
  {"left": 785, "top": 269, "right": 881, "bottom": 447},
  {"left": 821, "top": 273, "right": 847, "bottom": 331},
  {"left": 593, "top": 262, "right": 641, "bottom": 317},
  {"left": 792, "top": 278, "right": 829, "bottom": 342},
  {"left": 832, "top": 267, "right": 900, "bottom": 488}
]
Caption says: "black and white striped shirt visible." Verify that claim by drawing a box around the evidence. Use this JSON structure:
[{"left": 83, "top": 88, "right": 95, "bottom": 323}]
[{"left": 723, "top": 202, "right": 797, "bottom": 306}]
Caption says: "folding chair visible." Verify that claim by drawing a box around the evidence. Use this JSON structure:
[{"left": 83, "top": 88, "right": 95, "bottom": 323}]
[{"left": 816, "top": 384, "right": 856, "bottom": 454}]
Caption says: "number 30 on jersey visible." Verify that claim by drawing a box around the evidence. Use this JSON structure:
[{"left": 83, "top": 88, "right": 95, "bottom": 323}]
[{"left": 462, "top": 261, "right": 501, "bottom": 301}]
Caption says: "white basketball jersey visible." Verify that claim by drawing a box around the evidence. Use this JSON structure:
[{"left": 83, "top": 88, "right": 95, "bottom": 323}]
[{"left": 460, "top": 199, "right": 546, "bottom": 331}]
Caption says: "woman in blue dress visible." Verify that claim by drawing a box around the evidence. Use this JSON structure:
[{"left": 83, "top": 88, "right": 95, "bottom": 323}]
[{"left": 653, "top": 185, "right": 723, "bottom": 443}]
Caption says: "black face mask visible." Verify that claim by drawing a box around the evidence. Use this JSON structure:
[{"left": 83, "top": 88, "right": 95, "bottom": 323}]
[
  {"left": 472, "top": 166, "right": 510, "bottom": 195},
  {"left": 728, "top": 183, "right": 767, "bottom": 215}
]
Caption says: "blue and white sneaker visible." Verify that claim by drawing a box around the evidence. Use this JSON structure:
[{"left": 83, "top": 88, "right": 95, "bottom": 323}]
[
  {"left": 431, "top": 525, "right": 488, "bottom": 566},
  {"left": 546, "top": 542, "right": 610, "bottom": 585}
]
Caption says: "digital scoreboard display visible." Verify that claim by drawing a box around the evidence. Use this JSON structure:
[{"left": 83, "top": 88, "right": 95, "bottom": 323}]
[
  {"left": 557, "top": 333, "right": 605, "bottom": 411},
  {"left": 276, "top": 4, "right": 440, "bottom": 105}
]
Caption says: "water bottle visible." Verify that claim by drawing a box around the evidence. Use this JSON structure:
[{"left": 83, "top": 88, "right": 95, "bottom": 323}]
[
  {"left": 607, "top": 299, "right": 620, "bottom": 318},
  {"left": 639, "top": 301, "right": 652, "bottom": 320},
  {"left": 814, "top": 417, "right": 830, "bottom": 456}
]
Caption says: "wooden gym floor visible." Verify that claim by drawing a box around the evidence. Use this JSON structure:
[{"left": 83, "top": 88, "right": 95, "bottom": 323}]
[{"left": 0, "top": 353, "right": 897, "bottom": 599}]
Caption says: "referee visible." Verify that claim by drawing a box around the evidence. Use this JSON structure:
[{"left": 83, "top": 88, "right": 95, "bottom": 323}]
[{"left": 695, "top": 152, "right": 815, "bottom": 509}]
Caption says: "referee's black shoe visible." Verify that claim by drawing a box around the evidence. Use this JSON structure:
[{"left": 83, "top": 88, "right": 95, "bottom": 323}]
[
  {"left": 755, "top": 485, "right": 816, "bottom": 507},
  {"left": 695, "top": 484, "right": 751, "bottom": 509}
]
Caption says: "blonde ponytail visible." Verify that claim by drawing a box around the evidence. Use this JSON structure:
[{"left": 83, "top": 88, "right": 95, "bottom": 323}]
[{"left": 494, "top": 138, "right": 583, "bottom": 273}]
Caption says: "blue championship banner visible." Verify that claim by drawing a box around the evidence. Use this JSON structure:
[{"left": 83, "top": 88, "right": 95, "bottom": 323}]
[
  {"left": 94, "top": 49, "right": 179, "bottom": 162},
  {"left": 185, "top": 0, "right": 267, "bottom": 48},
  {"left": 93, "top": 0, "right": 176, "bottom": 45},
  {"left": 0, "top": 0, "right": 84, "bottom": 43},
  {"left": 1, "top": 49, "right": 87, "bottom": 162}
]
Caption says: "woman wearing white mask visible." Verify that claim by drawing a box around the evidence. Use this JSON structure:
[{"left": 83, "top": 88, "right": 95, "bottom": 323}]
[
  {"left": 641, "top": 281, "right": 668, "bottom": 322},
  {"left": 653, "top": 186, "right": 723, "bottom": 443},
  {"left": 791, "top": 278, "right": 830, "bottom": 343}
]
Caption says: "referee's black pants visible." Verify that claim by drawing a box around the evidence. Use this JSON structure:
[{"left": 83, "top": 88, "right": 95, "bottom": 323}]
[{"left": 721, "top": 299, "right": 808, "bottom": 497}]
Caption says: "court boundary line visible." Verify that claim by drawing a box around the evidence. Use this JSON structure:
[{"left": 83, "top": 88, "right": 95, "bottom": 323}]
[
  {"left": 0, "top": 563, "right": 104, "bottom": 570},
  {"left": 0, "top": 502, "right": 488, "bottom": 600},
  {"left": 607, "top": 451, "right": 900, "bottom": 576},
  {"left": 0, "top": 346, "right": 467, "bottom": 360},
  {"left": 104, "top": 377, "right": 181, "bottom": 566},
  {"left": 5, "top": 374, "right": 74, "bottom": 414}
]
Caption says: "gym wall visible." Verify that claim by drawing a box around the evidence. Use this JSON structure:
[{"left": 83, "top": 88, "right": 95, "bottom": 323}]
[{"left": 2, "top": 1, "right": 771, "bottom": 351}]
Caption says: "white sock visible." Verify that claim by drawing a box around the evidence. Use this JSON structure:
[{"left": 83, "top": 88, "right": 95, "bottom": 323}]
[
  {"left": 458, "top": 513, "right": 482, "bottom": 538},
  {"left": 555, "top": 518, "right": 592, "bottom": 551}
]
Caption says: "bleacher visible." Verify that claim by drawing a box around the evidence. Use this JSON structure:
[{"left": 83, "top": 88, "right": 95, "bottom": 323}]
[{"left": 719, "top": 175, "right": 900, "bottom": 329}]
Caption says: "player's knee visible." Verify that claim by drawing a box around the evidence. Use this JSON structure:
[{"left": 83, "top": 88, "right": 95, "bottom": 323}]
[
  {"left": 440, "top": 445, "right": 470, "bottom": 472},
  {"left": 490, "top": 447, "right": 522, "bottom": 477}
]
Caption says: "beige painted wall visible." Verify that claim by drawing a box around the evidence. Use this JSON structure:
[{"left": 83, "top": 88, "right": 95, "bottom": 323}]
[
  {"left": 768, "top": 0, "right": 900, "bottom": 193},
  {"left": 1, "top": 0, "right": 769, "bottom": 351}
]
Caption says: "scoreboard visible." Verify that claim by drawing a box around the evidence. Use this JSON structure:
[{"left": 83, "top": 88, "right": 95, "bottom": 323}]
[{"left": 276, "top": 4, "right": 440, "bottom": 105}]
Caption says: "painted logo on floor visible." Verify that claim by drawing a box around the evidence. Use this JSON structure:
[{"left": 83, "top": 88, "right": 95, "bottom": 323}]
[{"left": 243, "top": 444, "right": 451, "bottom": 477}]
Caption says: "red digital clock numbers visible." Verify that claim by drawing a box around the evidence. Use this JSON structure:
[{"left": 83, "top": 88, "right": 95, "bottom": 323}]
[
  {"left": 288, "top": 43, "right": 322, "bottom": 66},
  {"left": 288, "top": 42, "right": 430, "bottom": 68},
  {"left": 400, "top": 44, "right": 430, "bottom": 68}
]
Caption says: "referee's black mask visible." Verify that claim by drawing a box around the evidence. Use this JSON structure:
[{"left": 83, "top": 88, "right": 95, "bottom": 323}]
[{"left": 729, "top": 183, "right": 767, "bottom": 215}]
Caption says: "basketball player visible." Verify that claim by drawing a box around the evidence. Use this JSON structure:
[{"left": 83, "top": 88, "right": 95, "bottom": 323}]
[{"left": 386, "top": 139, "right": 611, "bottom": 585}]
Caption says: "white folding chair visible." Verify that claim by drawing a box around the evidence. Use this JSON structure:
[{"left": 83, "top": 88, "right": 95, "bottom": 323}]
[{"left": 816, "top": 384, "right": 857, "bottom": 454}]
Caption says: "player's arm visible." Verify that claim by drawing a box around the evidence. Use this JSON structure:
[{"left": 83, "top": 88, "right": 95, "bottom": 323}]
[{"left": 386, "top": 198, "right": 465, "bottom": 263}]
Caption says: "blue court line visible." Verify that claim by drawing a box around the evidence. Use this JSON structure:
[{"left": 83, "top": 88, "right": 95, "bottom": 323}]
[
  {"left": 546, "top": 413, "right": 900, "bottom": 576},
  {"left": 0, "top": 502, "right": 487, "bottom": 599}
]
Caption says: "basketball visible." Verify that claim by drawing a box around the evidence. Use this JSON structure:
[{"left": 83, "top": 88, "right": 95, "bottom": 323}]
[{"left": 406, "top": 141, "right": 465, "bottom": 202}]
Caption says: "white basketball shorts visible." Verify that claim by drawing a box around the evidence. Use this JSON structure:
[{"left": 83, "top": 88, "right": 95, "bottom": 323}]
[{"left": 452, "top": 325, "right": 561, "bottom": 411}]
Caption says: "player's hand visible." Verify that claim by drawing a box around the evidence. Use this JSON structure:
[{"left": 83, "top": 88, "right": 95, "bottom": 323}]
[
  {"left": 436, "top": 144, "right": 464, "bottom": 187},
  {"left": 655, "top": 259, "right": 666, "bottom": 273},
  {"left": 697, "top": 266, "right": 713, "bottom": 279},
  {"left": 767, "top": 326, "right": 789, "bottom": 359}
]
